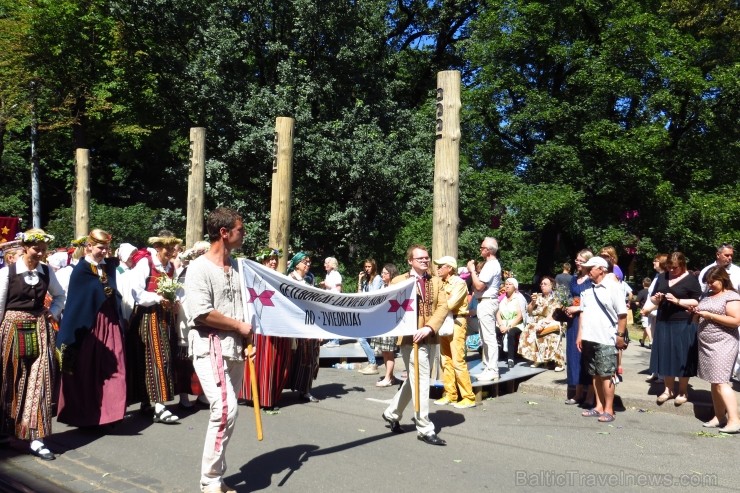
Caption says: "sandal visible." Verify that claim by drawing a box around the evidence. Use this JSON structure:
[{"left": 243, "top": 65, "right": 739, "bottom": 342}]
[
  {"left": 598, "top": 412, "right": 615, "bottom": 423},
  {"left": 581, "top": 408, "right": 601, "bottom": 417},
  {"left": 153, "top": 407, "right": 180, "bottom": 424}
]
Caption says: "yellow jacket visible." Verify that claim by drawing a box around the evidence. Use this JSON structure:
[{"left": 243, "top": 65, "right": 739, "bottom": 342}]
[{"left": 392, "top": 272, "right": 449, "bottom": 345}]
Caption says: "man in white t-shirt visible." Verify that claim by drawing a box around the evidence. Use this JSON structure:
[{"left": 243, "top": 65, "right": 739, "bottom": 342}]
[
  {"left": 698, "top": 244, "right": 740, "bottom": 292},
  {"left": 466, "top": 237, "right": 502, "bottom": 382},
  {"left": 577, "top": 256, "right": 627, "bottom": 423}
]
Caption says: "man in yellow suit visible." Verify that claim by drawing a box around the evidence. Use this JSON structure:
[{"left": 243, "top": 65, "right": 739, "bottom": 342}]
[{"left": 433, "top": 256, "right": 476, "bottom": 409}]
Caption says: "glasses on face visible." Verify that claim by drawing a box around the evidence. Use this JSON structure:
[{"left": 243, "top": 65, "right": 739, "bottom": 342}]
[
  {"left": 413, "top": 257, "right": 430, "bottom": 261},
  {"left": 300, "top": 259, "right": 311, "bottom": 265},
  {"left": 381, "top": 270, "right": 389, "bottom": 275},
  {"left": 479, "top": 246, "right": 488, "bottom": 251}
]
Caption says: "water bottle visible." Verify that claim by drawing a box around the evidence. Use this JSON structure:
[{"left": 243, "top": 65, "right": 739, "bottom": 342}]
[
  {"left": 347, "top": 363, "right": 355, "bottom": 370},
  {"left": 333, "top": 362, "right": 348, "bottom": 369}
]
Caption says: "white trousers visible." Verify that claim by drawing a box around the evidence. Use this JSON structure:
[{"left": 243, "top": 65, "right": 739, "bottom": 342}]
[
  {"left": 193, "top": 355, "right": 245, "bottom": 489},
  {"left": 477, "top": 298, "right": 500, "bottom": 371},
  {"left": 384, "top": 343, "right": 435, "bottom": 436}
]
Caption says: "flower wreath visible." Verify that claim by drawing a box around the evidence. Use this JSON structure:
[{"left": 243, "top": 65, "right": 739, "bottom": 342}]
[{"left": 15, "top": 232, "right": 55, "bottom": 244}]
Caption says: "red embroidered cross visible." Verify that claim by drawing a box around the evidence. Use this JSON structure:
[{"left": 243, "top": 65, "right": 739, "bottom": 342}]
[{"left": 248, "top": 288, "right": 275, "bottom": 307}]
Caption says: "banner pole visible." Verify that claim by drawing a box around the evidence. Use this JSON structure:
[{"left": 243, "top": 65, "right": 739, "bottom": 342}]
[
  {"left": 413, "top": 342, "right": 420, "bottom": 413},
  {"left": 247, "top": 344, "right": 263, "bottom": 441}
]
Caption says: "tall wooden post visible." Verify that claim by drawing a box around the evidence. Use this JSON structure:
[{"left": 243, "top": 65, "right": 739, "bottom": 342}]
[
  {"left": 269, "top": 117, "right": 294, "bottom": 273},
  {"left": 432, "top": 70, "right": 461, "bottom": 260},
  {"left": 74, "top": 148, "right": 90, "bottom": 237},
  {"left": 186, "top": 127, "right": 206, "bottom": 247},
  {"left": 431, "top": 71, "right": 461, "bottom": 381}
]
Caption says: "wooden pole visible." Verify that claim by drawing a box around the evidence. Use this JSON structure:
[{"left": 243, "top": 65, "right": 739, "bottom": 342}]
[
  {"left": 269, "top": 117, "right": 294, "bottom": 273},
  {"left": 432, "top": 70, "right": 461, "bottom": 260},
  {"left": 247, "top": 344, "right": 263, "bottom": 441},
  {"left": 186, "top": 128, "right": 206, "bottom": 247},
  {"left": 74, "top": 148, "right": 90, "bottom": 237},
  {"left": 413, "top": 342, "right": 420, "bottom": 413}
]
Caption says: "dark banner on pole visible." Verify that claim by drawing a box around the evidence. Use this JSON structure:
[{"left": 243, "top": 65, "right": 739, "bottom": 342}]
[{"left": 0, "top": 217, "right": 20, "bottom": 243}]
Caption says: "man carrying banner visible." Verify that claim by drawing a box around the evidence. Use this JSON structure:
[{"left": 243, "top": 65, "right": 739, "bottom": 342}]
[
  {"left": 185, "top": 207, "right": 253, "bottom": 493},
  {"left": 382, "top": 244, "right": 449, "bottom": 446}
]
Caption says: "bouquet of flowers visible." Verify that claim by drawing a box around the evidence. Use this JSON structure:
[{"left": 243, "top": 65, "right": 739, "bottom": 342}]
[{"left": 156, "top": 275, "right": 183, "bottom": 302}]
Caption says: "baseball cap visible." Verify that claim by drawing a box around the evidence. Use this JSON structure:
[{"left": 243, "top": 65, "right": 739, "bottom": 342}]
[
  {"left": 433, "top": 256, "right": 458, "bottom": 269},
  {"left": 581, "top": 256, "right": 609, "bottom": 269}
]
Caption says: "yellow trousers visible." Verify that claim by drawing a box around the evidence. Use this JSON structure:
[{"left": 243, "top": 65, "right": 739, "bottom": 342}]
[{"left": 439, "top": 320, "right": 475, "bottom": 401}]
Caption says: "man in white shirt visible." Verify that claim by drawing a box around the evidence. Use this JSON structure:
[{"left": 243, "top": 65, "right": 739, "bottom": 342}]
[
  {"left": 577, "top": 256, "right": 628, "bottom": 423},
  {"left": 467, "top": 237, "right": 502, "bottom": 382},
  {"left": 698, "top": 244, "right": 740, "bottom": 292}
]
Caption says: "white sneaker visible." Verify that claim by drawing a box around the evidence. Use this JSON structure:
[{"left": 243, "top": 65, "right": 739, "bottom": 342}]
[{"left": 476, "top": 369, "right": 500, "bottom": 382}]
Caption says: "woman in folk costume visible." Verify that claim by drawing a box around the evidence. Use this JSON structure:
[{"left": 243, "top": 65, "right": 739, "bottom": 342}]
[
  {"left": 240, "top": 248, "right": 293, "bottom": 413},
  {"left": 0, "top": 229, "right": 65, "bottom": 460},
  {"left": 173, "top": 240, "right": 210, "bottom": 409},
  {"left": 286, "top": 252, "right": 321, "bottom": 403},
  {"left": 56, "top": 229, "right": 127, "bottom": 428},
  {"left": 126, "top": 230, "right": 183, "bottom": 424}
]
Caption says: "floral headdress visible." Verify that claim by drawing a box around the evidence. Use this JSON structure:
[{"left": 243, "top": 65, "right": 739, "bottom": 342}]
[
  {"left": 70, "top": 236, "right": 88, "bottom": 247},
  {"left": 15, "top": 231, "right": 54, "bottom": 244},
  {"left": 255, "top": 247, "right": 282, "bottom": 263},
  {"left": 148, "top": 234, "right": 183, "bottom": 247},
  {"left": 179, "top": 241, "right": 210, "bottom": 262}
]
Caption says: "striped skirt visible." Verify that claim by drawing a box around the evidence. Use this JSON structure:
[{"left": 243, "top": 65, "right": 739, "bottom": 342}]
[
  {"left": 289, "top": 339, "right": 320, "bottom": 394},
  {"left": 240, "top": 334, "right": 293, "bottom": 408},
  {"left": 0, "top": 310, "right": 56, "bottom": 440},
  {"left": 126, "top": 304, "right": 176, "bottom": 404}
]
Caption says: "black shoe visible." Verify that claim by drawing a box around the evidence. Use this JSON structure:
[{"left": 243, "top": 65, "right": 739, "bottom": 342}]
[
  {"left": 417, "top": 433, "right": 446, "bottom": 446},
  {"left": 30, "top": 445, "right": 55, "bottom": 461},
  {"left": 382, "top": 413, "right": 404, "bottom": 434},
  {"left": 300, "top": 393, "right": 319, "bottom": 403}
]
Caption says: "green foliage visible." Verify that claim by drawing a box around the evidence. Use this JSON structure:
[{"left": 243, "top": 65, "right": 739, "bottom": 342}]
[
  {"left": 0, "top": 0, "right": 736, "bottom": 286},
  {"left": 44, "top": 202, "right": 173, "bottom": 248}
]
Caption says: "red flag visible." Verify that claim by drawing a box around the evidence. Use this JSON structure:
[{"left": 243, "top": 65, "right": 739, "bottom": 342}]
[{"left": 0, "top": 217, "right": 20, "bottom": 243}]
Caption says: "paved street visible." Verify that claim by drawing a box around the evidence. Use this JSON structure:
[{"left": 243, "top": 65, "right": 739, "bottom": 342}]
[{"left": 1, "top": 349, "right": 739, "bottom": 492}]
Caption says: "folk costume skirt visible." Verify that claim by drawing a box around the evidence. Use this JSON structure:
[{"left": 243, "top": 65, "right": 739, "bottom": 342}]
[
  {"left": 240, "top": 334, "right": 293, "bottom": 408},
  {"left": 0, "top": 310, "right": 56, "bottom": 440},
  {"left": 126, "top": 304, "right": 176, "bottom": 404},
  {"left": 58, "top": 299, "right": 127, "bottom": 427}
]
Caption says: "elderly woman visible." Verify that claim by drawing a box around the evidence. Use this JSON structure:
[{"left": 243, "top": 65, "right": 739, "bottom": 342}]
[
  {"left": 0, "top": 229, "right": 65, "bottom": 460},
  {"left": 321, "top": 257, "right": 343, "bottom": 348},
  {"left": 519, "top": 275, "right": 565, "bottom": 371},
  {"left": 497, "top": 277, "right": 526, "bottom": 368},
  {"left": 564, "top": 249, "right": 594, "bottom": 405},
  {"left": 56, "top": 229, "right": 127, "bottom": 428},
  {"left": 287, "top": 252, "right": 321, "bottom": 402},
  {"left": 693, "top": 267, "right": 740, "bottom": 432},
  {"left": 240, "top": 248, "right": 293, "bottom": 412},
  {"left": 649, "top": 252, "right": 701, "bottom": 406},
  {"left": 126, "top": 230, "right": 183, "bottom": 423}
]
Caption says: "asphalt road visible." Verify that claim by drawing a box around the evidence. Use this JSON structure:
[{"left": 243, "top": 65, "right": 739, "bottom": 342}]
[{"left": 1, "top": 365, "right": 739, "bottom": 492}]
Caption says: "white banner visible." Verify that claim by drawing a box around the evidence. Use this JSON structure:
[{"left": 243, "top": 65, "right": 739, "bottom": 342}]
[{"left": 238, "top": 259, "right": 418, "bottom": 339}]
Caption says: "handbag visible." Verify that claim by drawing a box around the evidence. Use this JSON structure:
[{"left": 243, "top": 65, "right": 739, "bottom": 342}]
[
  {"left": 537, "top": 322, "right": 561, "bottom": 337},
  {"left": 13, "top": 319, "right": 40, "bottom": 360},
  {"left": 438, "top": 314, "right": 454, "bottom": 337}
]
